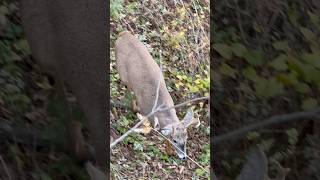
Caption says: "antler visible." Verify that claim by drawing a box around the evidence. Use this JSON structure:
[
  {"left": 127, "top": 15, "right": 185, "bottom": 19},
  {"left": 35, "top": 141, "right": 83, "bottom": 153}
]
[{"left": 182, "top": 109, "right": 201, "bottom": 128}]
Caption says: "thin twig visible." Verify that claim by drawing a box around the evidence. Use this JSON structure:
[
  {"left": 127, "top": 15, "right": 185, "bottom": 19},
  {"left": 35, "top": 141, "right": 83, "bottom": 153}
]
[
  {"left": 158, "top": 96, "right": 209, "bottom": 112},
  {"left": 151, "top": 77, "right": 161, "bottom": 112},
  {"left": 212, "top": 107, "right": 320, "bottom": 145},
  {"left": 152, "top": 129, "right": 209, "bottom": 175}
]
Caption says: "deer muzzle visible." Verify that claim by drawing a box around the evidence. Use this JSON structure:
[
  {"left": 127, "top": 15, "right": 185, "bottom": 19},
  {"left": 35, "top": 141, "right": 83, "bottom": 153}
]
[{"left": 175, "top": 143, "right": 187, "bottom": 160}]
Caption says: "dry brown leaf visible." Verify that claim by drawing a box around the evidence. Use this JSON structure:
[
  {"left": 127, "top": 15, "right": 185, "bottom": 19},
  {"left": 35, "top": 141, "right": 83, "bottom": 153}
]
[{"left": 134, "top": 113, "right": 152, "bottom": 134}]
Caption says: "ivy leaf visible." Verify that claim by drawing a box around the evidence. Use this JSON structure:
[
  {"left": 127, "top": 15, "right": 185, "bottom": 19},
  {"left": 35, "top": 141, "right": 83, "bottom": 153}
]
[
  {"left": 302, "top": 65, "right": 320, "bottom": 83},
  {"left": 286, "top": 128, "right": 298, "bottom": 145},
  {"left": 231, "top": 43, "right": 247, "bottom": 57},
  {"left": 272, "top": 41, "right": 290, "bottom": 52},
  {"left": 213, "top": 43, "right": 232, "bottom": 60},
  {"left": 288, "top": 6, "right": 298, "bottom": 27},
  {"left": 270, "top": 54, "right": 288, "bottom": 71},
  {"left": 302, "top": 53, "right": 320, "bottom": 69},
  {"left": 255, "top": 78, "right": 284, "bottom": 98},
  {"left": 295, "top": 83, "right": 311, "bottom": 94},
  {"left": 276, "top": 73, "right": 298, "bottom": 86},
  {"left": 300, "top": 27, "right": 316, "bottom": 42},
  {"left": 244, "top": 50, "right": 265, "bottom": 66},
  {"left": 302, "top": 98, "right": 318, "bottom": 110},
  {"left": 14, "top": 39, "right": 31, "bottom": 55},
  {"left": 219, "top": 63, "right": 236, "bottom": 78},
  {"left": 308, "top": 11, "right": 320, "bottom": 29},
  {"left": 242, "top": 66, "right": 259, "bottom": 82}
]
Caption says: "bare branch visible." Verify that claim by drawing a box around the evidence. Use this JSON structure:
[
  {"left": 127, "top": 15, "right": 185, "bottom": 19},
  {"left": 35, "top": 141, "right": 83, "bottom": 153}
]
[
  {"left": 212, "top": 107, "right": 320, "bottom": 145},
  {"left": 110, "top": 117, "right": 147, "bottom": 148},
  {"left": 158, "top": 96, "right": 209, "bottom": 112}
]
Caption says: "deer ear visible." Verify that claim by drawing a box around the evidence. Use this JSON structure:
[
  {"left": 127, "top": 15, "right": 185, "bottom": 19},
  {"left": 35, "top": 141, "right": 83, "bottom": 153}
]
[
  {"left": 161, "top": 125, "right": 173, "bottom": 136},
  {"left": 182, "top": 109, "right": 199, "bottom": 128}
]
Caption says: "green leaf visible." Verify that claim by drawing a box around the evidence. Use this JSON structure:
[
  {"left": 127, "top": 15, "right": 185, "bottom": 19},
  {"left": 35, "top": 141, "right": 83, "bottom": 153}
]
[
  {"left": 242, "top": 66, "right": 259, "bottom": 82},
  {"left": 110, "top": 0, "right": 124, "bottom": 19},
  {"left": 276, "top": 73, "right": 298, "bottom": 86},
  {"left": 160, "top": 154, "right": 170, "bottom": 162},
  {"left": 219, "top": 63, "right": 236, "bottom": 78},
  {"left": 231, "top": 43, "right": 247, "bottom": 57},
  {"left": 247, "top": 131, "right": 260, "bottom": 140},
  {"left": 287, "top": 55, "right": 303, "bottom": 74},
  {"left": 14, "top": 39, "right": 31, "bottom": 55},
  {"left": 302, "top": 98, "right": 318, "bottom": 110},
  {"left": 302, "top": 52, "right": 320, "bottom": 69},
  {"left": 286, "top": 128, "right": 298, "bottom": 145},
  {"left": 300, "top": 27, "right": 316, "bottom": 41},
  {"left": 302, "top": 65, "right": 320, "bottom": 83},
  {"left": 133, "top": 141, "right": 144, "bottom": 151},
  {"left": 288, "top": 6, "right": 298, "bottom": 27},
  {"left": 244, "top": 50, "right": 265, "bottom": 66},
  {"left": 295, "top": 83, "right": 311, "bottom": 93},
  {"left": 270, "top": 54, "right": 288, "bottom": 71},
  {"left": 195, "top": 168, "right": 205, "bottom": 176},
  {"left": 308, "top": 11, "right": 320, "bottom": 29},
  {"left": 255, "top": 78, "right": 284, "bottom": 98},
  {"left": 213, "top": 43, "right": 232, "bottom": 60},
  {"left": 188, "top": 85, "right": 200, "bottom": 93},
  {"left": 272, "top": 41, "right": 290, "bottom": 52}
]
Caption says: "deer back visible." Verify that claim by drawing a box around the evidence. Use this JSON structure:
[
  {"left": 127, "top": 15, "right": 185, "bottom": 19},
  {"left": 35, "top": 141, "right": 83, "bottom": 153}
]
[{"left": 115, "top": 32, "right": 179, "bottom": 127}]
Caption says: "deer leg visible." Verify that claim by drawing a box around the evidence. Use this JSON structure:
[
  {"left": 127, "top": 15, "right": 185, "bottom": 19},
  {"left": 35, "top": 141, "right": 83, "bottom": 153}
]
[
  {"left": 55, "top": 79, "right": 95, "bottom": 163},
  {"left": 131, "top": 99, "right": 139, "bottom": 113},
  {"left": 125, "top": 87, "right": 140, "bottom": 113}
]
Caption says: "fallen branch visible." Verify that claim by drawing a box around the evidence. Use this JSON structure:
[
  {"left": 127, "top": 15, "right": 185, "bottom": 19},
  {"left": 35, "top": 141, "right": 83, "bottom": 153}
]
[{"left": 212, "top": 107, "right": 320, "bottom": 145}]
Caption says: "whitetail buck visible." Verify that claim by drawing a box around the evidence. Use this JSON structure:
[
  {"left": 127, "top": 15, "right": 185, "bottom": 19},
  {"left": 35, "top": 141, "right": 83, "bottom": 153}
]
[
  {"left": 19, "top": 0, "right": 107, "bottom": 177},
  {"left": 115, "top": 31, "right": 200, "bottom": 159}
]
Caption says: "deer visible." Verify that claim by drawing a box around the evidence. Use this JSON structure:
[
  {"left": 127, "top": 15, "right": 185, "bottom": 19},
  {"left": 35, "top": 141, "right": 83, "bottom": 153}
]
[
  {"left": 115, "top": 31, "right": 200, "bottom": 160},
  {"left": 19, "top": 0, "right": 107, "bottom": 178}
]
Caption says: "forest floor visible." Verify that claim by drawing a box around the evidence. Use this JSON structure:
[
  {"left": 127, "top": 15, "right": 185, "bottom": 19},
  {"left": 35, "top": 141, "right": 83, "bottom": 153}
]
[{"left": 110, "top": 0, "right": 210, "bottom": 179}]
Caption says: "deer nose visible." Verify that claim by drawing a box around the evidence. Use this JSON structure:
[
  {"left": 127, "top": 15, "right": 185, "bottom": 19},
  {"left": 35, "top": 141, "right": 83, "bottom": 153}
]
[{"left": 180, "top": 156, "right": 187, "bottom": 161}]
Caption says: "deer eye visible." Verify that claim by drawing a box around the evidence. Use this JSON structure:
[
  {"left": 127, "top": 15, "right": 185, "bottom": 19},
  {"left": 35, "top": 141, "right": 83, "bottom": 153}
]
[{"left": 173, "top": 139, "right": 177, "bottom": 144}]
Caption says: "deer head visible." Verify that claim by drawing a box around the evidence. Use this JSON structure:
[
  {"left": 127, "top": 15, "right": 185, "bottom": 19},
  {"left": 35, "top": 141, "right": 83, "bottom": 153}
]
[{"left": 160, "top": 109, "right": 200, "bottom": 160}]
